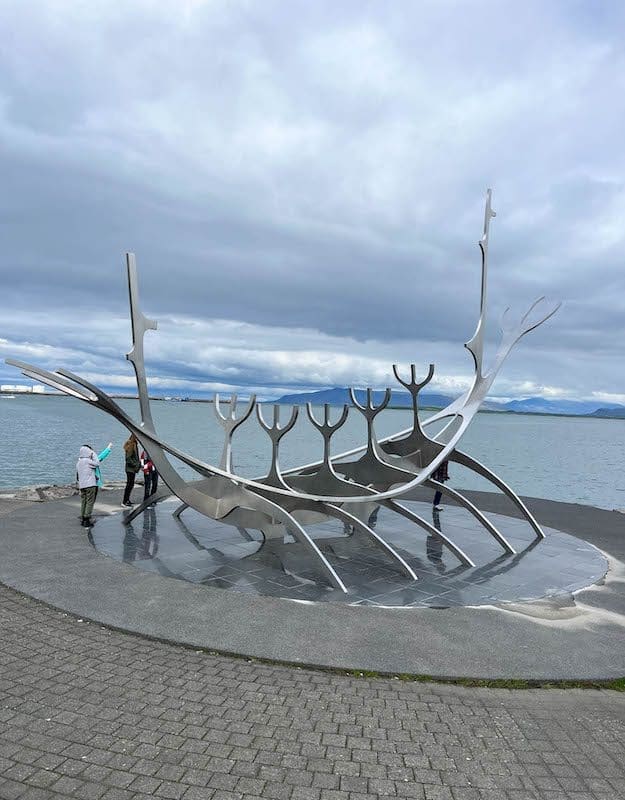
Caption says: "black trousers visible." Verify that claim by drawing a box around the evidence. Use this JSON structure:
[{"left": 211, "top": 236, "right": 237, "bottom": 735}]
[
  {"left": 123, "top": 472, "right": 136, "bottom": 504},
  {"left": 433, "top": 490, "right": 442, "bottom": 506},
  {"left": 143, "top": 471, "right": 159, "bottom": 502}
]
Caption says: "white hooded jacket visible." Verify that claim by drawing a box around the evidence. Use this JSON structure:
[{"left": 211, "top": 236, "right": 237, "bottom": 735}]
[{"left": 76, "top": 446, "right": 99, "bottom": 489}]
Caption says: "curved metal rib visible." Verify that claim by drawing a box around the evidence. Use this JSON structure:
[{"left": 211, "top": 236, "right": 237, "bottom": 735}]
[
  {"left": 426, "top": 479, "right": 516, "bottom": 554},
  {"left": 252, "top": 493, "right": 347, "bottom": 593},
  {"left": 382, "top": 499, "right": 475, "bottom": 567},
  {"left": 123, "top": 489, "right": 170, "bottom": 524},
  {"left": 6, "top": 360, "right": 96, "bottom": 402},
  {"left": 286, "top": 420, "right": 435, "bottom": 578},
  {"left": 308, "top": 501, "right": 417, "bottom": 581},
  {"left": 451, "top": 449, "right": 545, "bottom": 540}
]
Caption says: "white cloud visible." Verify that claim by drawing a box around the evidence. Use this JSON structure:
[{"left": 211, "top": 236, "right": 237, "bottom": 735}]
[
  {"left": 0, "top": 307, "right": 600, "bottom": 403},
  {"left": 590, "top": 391, "right": 625, "bottom": 405},
  {"left": 0, "top": 1, "right": 624, "bottom": 402}
]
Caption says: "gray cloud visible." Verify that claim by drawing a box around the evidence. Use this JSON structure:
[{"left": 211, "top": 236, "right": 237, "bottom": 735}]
[{"left": 1, "top": 1, "right": 624, "bottom": 401}]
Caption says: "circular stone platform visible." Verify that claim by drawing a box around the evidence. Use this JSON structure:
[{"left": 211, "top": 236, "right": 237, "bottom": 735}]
[
  {"left": 91, "top": 499, "right": 608, "bottom": 608},
  {"left": 0, "top": 489, "right": 623, "bottom": 680}
]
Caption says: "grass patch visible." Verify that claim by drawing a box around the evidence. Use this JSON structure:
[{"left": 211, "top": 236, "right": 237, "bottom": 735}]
[
  {"left": 389, "top": 675, "right": 625, "bottom": 691},
  {"left": 344, "top": 669, "right": 625, "bottom": 691}
]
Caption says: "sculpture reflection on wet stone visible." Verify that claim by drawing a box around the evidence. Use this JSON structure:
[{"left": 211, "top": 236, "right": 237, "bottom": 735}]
[{"left": 7, "top": 190, "right": 560, "bottom": 593}]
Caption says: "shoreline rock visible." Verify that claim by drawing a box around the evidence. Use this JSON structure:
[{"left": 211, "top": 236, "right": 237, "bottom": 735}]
[
  {"left": 0, "top": 480, "right": 143, "bottom": 503},
  {"left": 2, "top": 484, "right": 623, "bottom": 514}
]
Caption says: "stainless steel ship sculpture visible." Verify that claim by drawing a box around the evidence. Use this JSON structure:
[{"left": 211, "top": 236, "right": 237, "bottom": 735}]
[{"left": 7, "top": 190, "right": 560, "bottom": 592}]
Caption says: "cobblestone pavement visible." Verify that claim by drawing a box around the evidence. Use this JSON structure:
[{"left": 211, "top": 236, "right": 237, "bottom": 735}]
[{"left": 1, "top": 584, "right": 624, "bottom": 800}]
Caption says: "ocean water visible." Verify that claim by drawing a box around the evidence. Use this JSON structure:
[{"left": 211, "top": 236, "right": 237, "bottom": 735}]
[{"left": 0, "top": 394, "right": 623, "bottom": 510}]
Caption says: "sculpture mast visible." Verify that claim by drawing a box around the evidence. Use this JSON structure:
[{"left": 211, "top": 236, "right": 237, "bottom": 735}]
[{"left": 125, "top": 252, "right": 158, "bottom": 431}]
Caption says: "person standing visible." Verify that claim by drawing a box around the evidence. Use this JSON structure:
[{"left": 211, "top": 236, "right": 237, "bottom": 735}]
[
  {"left": 76, "top": 445, "right": 99, "bottom": 527},
  {"left": 141, "top": 449, "right": 159, "bottom": 503},
  {"left": 431, "top": 459, "right": 449, "bottom": 511},
  {"left": 122, "top": 434, "right": 140, "bottom": 506}
]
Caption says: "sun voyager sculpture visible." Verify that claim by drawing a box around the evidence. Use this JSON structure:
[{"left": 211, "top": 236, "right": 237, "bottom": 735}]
[{"left": 7, "top": 190, "right": 560, "bottom": 593}]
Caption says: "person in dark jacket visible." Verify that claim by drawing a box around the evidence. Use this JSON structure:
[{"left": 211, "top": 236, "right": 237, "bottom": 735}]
[
  {"left": 431, "top": 459, "right": 449, "bottom": 511},
  {"left": 140, "top": 449, "right": 159, "bottom": 503},
  {"left": 122, "top": 434, "right": 140, "bottom": 506}
]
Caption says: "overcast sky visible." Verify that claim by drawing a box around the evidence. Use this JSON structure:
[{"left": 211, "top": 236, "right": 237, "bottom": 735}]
[{"left": 1, "top": 0, "right": 624, "bottom": 402}]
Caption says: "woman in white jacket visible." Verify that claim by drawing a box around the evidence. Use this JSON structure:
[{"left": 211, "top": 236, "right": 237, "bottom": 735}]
[{"left": 76, "top": 445, "right": 99, "bottom": 527}]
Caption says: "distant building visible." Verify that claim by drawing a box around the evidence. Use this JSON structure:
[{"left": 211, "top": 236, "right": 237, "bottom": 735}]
[{"left": 0, "top": 384, "right": 46, "bottom": 394}]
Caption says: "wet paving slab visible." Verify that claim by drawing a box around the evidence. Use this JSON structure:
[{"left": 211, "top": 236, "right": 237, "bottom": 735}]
[{"left": 89, "top": 498, "right": 608, "bottom": 608}]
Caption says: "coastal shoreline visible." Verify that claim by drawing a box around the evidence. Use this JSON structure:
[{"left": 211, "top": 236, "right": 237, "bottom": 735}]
[
  {"left": 0, "top": 480, "right": 142, "bottom": 503},
  {"left": 2, "top": 390, "right": 625, "bottom": 419},
  {"left": 1, "top": 482, "right": 622, "bottom": 515}
]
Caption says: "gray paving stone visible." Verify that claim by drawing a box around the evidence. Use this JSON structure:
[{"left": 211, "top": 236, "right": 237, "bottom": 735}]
[
  {"left": 156, "top": 781, "right": 188, "bottom": 799},
  {"left": 0, "top": 508, "right": 624, "bottom": 800}
]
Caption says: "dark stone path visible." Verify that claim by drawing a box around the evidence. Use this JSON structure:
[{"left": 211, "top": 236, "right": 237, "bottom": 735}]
[{"left": 1, "top": 582, "right": 625, "bottom": 800}]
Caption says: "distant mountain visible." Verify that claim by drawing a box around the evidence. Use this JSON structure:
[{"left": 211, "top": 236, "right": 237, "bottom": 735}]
[
  {"left": 500, "top": 397, "right": 608, "bottom": 416},
  {"left": 274, "top": 387, "right": 453, "bottom": 409},
  {"left": 500, "top": 397, "right": 625, "bottom": 417},
  {"left": 274, "top": 388, "right": 625, "bottom": 419},
  {"left": 590, "top": 407, "right": 625, "bottom": 419}
]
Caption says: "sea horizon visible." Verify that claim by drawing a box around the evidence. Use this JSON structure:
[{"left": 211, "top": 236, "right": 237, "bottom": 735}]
[{"left": 2, "top": 387, "right": 625, "bottom": 421}]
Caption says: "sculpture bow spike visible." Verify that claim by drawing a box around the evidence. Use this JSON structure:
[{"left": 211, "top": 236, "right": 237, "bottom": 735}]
[
  {"left": 464, "top": 189, "right": 496, "bottom": 380},
  {"left": 125, "top": 252, "right": 158, "bottom": 431},
  {"left": 480, "top": 187, "right": 497, "bottom": 313}
]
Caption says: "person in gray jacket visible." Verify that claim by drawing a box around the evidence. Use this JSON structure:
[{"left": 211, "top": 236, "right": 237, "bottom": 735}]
[{"left": 76, "top": 445, "right": 99, "bottom": 527}]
